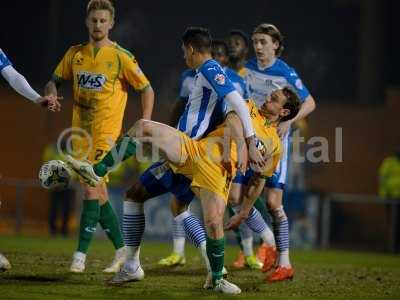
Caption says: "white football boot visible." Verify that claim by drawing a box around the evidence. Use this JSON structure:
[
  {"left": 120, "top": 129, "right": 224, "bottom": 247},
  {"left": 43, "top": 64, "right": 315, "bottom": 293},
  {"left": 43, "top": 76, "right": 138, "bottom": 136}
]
[
  {"left": 70, "top": 251, "right": 86, "bottom": 273},
  {"left": 65, "top": 155, "right": 101, "bottom": 187},
  {"left": 203, "top": 266, "right": 228, "bottom": 289},
  {"left": 103, "top": 246, "right": 128, "bottom": 273},
  {"left": 110, "top": 263, "right": 144, "bottom": 285},
  {"left": 213, "top": 278, "right": 241, "bottom": 294}
]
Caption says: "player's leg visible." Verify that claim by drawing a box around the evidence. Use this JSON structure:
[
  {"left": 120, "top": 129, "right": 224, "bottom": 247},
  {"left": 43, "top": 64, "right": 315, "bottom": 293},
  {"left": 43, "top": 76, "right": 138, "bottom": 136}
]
[
  {"left": 97, "top": 185, "right": 127, "bottom": 273},
  {"left": 265, "top": 187, "right": 293, "bottom": 282},
  {"left": 228, "top": 181, "right": 262, "bottom": 269},
  {"left": 158, "top": 197, "right": 187, "bottom": 267},
  {"left": 195, "top": 187, "right": 241, "bottom": 294},
  {"left": 111, "top": 161, "right": 179, "bottom": 283},
  {"left": 70, "top": 183, "right": 102, "bottom": 273},
  {"left": 67, "top": 120, "right": 186, "bottom": 185},
  {"left": 110, "top": 182, "right": 151, "bottom": 284},
  {"left": 265, "top": 131, "right": 294, "bottom": 282}
]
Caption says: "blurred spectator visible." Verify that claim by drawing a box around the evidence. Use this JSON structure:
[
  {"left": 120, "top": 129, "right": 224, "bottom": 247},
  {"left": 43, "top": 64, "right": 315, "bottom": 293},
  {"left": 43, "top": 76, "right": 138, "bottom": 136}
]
[
  {"left": 379, "top": 150, "right": 400, "bottom": 199},
  {"left": 42, "top": 143, "right": 74, "bottom": 237}
]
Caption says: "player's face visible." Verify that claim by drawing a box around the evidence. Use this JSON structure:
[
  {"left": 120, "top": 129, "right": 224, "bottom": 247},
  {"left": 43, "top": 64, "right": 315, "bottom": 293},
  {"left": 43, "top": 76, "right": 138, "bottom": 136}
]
[
  {"left": 252, "top": 33, "right": 278, "bottom": 61},
  {"left": 260, "top": 89, "right": 288, "bottom": 118},
  {"left": 182, "top": 44, "right": 195, "bottom": 68},
  {"left": 86, "top": 10, "right": 114, "bottom": 42},
  {"left": 228, "top": 35, "right": 247, "bottom": 60},
  {"left": 211, "top": 45, "right": 228, "bottom": 66}
]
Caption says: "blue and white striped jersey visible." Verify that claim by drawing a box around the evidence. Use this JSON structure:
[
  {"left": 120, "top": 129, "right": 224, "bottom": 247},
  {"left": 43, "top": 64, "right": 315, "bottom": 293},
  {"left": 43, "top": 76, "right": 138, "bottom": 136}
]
[
  {"left": 178, "top": 69, "right": 197, "bottom": 103},
  {"left": 0, "top": 49, "right": 12, "bottom": 72},
  {"left": 245, "top": 57, "right": 310, "bottom": 108},
  {"left": 177, "top": 59, "right": 236, "bottom": 140}
]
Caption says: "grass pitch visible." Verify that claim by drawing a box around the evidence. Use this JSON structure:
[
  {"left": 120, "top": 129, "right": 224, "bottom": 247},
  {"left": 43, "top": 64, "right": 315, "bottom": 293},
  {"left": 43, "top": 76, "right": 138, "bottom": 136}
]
[{"left": 0, "top": 235, "right": 399, "bottom": 300}]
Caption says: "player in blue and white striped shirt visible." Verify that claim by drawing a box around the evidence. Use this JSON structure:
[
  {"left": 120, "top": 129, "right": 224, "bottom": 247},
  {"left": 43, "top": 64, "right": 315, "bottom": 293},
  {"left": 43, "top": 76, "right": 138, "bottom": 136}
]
[
  {"left": 0, "top": 48, "right": 60, "bottom": 272},
  {"left": 235, "top": 23, "right": 316, "bottom": 282}
]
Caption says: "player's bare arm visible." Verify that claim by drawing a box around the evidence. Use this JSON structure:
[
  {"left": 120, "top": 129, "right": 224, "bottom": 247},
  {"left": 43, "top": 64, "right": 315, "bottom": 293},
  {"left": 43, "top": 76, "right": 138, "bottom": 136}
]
[
  {"left": 140, "top": 85, "right": 154, "bottom": 120},
  {"left": 224, "top": 112, "right": 248, "bottom": 173},
  {"left": 225, "top": 173, "right": 266, "bottom": 230}
]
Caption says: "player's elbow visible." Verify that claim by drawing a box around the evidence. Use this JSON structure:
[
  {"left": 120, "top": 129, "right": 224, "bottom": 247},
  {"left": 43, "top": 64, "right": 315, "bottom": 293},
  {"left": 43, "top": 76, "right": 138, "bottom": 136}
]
[{"left": 306, "top": 95, "right": 316, "bottom": 112}]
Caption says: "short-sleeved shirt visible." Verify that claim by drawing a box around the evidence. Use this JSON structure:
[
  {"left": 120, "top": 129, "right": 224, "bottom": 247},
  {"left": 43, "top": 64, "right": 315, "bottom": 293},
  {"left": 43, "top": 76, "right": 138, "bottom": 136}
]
[
  {"left": 53, "top": 42, "right": 150, "bottom": 161},
  {"left": 177, "top": 59, "right": 236, "bottom": 140}
]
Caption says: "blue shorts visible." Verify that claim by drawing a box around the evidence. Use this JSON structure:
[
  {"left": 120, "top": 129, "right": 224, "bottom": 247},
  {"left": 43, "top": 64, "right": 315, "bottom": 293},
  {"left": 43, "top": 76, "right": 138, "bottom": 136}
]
[
  {"left": 139, "top": 160, "right": 195, "bottom": 204},
  {"left": 265, "top": 129, "right": 292, "bottom": 190}
]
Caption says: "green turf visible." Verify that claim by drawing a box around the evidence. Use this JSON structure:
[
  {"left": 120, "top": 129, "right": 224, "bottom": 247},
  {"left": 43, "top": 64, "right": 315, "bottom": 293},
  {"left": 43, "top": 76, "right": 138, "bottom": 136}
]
[{"left": 0, "top": 235, "right": 399, "bottom": 299}]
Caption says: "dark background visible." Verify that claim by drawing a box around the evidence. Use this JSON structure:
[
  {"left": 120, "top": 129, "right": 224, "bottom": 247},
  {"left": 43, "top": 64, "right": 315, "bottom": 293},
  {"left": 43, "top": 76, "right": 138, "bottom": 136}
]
[{"left": 0, "top": 0, "right": 399, "bottom": 103}]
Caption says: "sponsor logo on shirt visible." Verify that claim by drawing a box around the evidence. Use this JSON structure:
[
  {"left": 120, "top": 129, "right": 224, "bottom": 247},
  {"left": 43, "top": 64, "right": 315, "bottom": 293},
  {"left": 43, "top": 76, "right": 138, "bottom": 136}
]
[
  {"left": 77, "top": 72, "right": 107, "bottom": 91},
  {"left": 214, "top": 73, "right": 226, "bottom": 85}
]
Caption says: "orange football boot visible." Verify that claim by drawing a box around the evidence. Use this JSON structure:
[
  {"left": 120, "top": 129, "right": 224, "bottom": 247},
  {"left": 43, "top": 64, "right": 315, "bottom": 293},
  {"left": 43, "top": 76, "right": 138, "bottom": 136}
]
[
  {"left": 261, "top": 245, "right": 277, "bottom": 273},
  {"left": 266, "top": 265, "right": 294, "bottom": 282},
  {"left": 256, "top": 243, "right": 268, "bottom": 262},
  {"left": 232, "top": 251, "right": 245, "bottom": 269}
]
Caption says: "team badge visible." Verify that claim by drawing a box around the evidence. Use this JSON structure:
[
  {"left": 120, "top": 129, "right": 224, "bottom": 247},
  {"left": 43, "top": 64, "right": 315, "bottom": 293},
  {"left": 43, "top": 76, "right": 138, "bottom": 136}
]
[{"left": 214, "top": 73, "right": 226, "bottom": 85}]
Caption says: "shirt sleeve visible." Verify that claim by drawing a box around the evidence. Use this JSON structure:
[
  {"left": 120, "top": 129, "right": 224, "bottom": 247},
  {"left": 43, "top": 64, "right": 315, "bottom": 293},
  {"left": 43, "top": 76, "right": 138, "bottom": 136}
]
[
  {"left": 285, "top": 67, "right": 310, "bottom": 102},
  {"left": 200, "top": 63, "right": 235, "bottom": 98},
  {"left": 0, "top": 49, "right": 12, "bottom": 72},
  {"left": 53, "top": 47, "right": 75, "bottom": 81},
  {"left": 120, "top": 53, "right": 150, "bottom": 92}
]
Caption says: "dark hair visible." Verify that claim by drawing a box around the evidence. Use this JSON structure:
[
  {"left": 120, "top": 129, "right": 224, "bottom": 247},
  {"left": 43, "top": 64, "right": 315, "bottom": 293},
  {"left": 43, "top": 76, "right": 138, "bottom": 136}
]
[
  {"left": 182, "top": 27, "right": 212, "bottom": 53},
  {"left": 229, "top": 29, "right": 249, "bottom": 48},
  {"left": 87, "top": 0, "right": 115, "bottom": 19},
  {"left": 211, "top": 39, "right": 228, "bottom": 55},
  {"left": 281, "top": 87, "right": 300, "bottom": 122},
  {"left": 253, "top": 23, "right": 284, "bottom": 56}
]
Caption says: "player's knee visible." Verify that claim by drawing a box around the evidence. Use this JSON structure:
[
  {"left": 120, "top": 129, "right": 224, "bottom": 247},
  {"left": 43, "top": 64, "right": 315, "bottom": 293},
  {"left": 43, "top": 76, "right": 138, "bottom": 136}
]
[
  {"left": 125, "top": 182, "right": 149, "bottom": 203},
  {"left": 204, "top": 217, "right": 223, "bottom": 234},
  {"left": 269, "top": 205, "right": 287, "bottom": 222}
]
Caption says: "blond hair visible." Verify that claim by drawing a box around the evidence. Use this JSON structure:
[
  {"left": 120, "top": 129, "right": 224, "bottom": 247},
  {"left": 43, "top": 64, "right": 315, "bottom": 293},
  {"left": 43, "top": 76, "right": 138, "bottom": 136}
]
[{"left": 87, "top": 0, "right": 115, "bottom": 19}]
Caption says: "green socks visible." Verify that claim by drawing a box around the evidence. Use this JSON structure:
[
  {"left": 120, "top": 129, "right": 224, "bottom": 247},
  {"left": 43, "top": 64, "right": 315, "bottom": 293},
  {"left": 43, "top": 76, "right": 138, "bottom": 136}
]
[
  {"left": 99, "top": 202, "right": 124, "bottom": 250},
  {"left": 77, "top": 200, "right": 100, "bottom": 253},
  {"left": 206, "top": 236, "right": 225, "bottom": 284},
  {"left": 94, "top": 135, "right": 137, "bottom": 177},
  {"left": 227, "top": 205, "right": 243, "bottom": 250}
]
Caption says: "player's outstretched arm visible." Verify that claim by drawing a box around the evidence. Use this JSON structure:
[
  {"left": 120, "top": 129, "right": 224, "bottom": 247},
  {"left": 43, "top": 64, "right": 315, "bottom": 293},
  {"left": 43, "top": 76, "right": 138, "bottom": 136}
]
[
  {"left": 140, "top": 85, "right": 154, "bottom": 120},
  {"left": 1, "top": 66, "right": 61, "bottom": 112}
]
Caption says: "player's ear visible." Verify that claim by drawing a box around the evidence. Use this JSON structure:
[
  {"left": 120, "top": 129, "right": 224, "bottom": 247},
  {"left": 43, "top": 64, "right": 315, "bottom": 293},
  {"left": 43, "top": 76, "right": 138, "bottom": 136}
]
[
  {"left": 280, "top": 108, "right": 290, "bottom": 118},
  {"left": 109, "top": 18, "right": 115, "bottom": 29}
]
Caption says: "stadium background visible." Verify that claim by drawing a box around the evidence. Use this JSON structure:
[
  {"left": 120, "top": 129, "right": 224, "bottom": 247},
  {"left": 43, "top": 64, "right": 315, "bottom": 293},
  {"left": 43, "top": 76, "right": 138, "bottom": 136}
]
[{"left": 1, "top": 0, "right": 400, "bottom": 253}]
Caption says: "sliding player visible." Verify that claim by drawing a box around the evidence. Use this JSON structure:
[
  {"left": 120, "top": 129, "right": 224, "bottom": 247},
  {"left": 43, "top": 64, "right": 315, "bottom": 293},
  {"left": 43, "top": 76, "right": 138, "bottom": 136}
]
[{"left": 44, "top": 0, "right": 154, "bottom": 273}]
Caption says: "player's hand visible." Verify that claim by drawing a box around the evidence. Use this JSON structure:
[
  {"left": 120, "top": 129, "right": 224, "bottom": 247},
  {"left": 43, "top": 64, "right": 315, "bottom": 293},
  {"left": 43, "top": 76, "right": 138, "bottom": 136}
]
[
  {"left": 247, "top": 136, "right": 265, "bottom": 170},
  {"left": 37, "top": 95, "right": 62, "bottom": 112},
  {"left": 277, "top": 120, "right": 292, "bottom": 138},
  {"left": 225, "top": 212, "right": 247, "bottom": 231}
]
